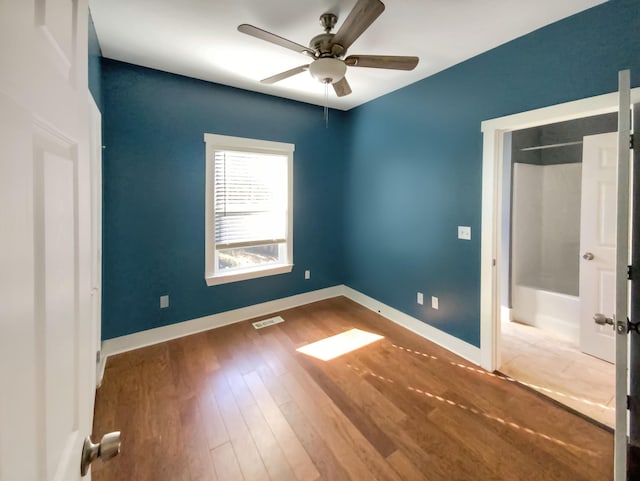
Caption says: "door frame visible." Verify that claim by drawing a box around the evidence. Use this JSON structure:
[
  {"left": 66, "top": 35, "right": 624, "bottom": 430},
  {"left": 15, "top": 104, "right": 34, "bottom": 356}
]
[
  {"left": 480, "top": 87, "right": 640, "bottom": 372},
  {"left": 89, "top": 93, "right": 103, "bottom": 387}
]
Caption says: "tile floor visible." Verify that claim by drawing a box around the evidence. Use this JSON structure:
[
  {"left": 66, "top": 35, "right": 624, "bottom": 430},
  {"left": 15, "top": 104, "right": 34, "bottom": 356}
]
[{"left": 500, "top": 319, "right": 615, "bottom": 428}]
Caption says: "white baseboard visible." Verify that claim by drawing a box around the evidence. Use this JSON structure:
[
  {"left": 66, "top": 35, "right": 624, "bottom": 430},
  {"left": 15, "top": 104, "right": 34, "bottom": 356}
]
[
  {"left": 341, "top": 286, "right": 481, "bottom": 366},
  {"left": 98, "top": 284, "right": 482, "bottom": 384}
]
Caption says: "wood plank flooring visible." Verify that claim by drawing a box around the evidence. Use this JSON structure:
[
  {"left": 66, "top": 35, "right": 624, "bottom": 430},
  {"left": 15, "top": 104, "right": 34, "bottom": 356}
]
[{"left": 92, "top": 296, "right": 613, "bottom": 481}]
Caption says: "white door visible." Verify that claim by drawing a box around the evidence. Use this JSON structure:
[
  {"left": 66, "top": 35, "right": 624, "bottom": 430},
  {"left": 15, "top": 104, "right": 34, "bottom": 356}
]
[
  {"left": 0, "top": 1, "right": 96, "bottom": 481},
  {"left": 579, "top": 132, "right": 618, "bottom": 362}
]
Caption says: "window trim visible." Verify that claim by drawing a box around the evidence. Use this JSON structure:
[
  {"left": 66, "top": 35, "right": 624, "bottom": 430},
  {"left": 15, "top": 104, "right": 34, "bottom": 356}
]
[{"left": 204, "top": 133, "right": 294, "bottom": 286}]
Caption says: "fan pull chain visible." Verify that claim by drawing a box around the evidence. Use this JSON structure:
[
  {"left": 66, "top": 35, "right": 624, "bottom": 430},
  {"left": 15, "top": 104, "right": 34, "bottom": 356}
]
[{"left": 323, "top": 81, "right": 329, "bottom": 128}]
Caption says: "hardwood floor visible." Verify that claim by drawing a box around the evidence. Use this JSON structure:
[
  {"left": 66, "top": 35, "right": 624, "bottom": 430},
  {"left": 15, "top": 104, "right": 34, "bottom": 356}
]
[{"left": 92, "top": 297, "right": 613, "bottom": 481}]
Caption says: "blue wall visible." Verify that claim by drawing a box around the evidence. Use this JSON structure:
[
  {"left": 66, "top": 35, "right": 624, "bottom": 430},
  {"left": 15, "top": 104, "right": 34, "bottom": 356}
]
[
  {"left": 101, "top": 60, "right": 347, "bottom": 339},
  {"left": 343, "top": 0, "right": 640, "bottom": 346},
  {"left": 88, "top": 9, "right": 102, "bottom": 111}
]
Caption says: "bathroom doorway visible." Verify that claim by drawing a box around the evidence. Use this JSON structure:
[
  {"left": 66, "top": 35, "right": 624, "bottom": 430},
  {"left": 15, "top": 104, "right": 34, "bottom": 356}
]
[{"left": 500, "top": 113, "right": 618, "bottom": 427}]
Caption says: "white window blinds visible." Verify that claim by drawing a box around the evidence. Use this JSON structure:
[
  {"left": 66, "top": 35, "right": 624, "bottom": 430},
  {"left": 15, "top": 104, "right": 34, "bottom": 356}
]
[{"left": 214, "top": 150, "right": 288, "bottom": 250}]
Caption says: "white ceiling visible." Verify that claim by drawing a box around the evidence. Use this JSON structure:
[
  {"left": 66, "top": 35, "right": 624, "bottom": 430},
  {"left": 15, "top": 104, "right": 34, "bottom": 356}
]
[{"left": 90, "top": 0, "right": 605, "bottom": 111}]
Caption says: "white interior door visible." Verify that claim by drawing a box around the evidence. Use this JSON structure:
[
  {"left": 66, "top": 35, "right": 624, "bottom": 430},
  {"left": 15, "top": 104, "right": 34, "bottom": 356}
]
[
  {"left": 0, "top": 1, "right": 96, "bottom": 481},
  {"left": 579, "top": 132, "right": 618, "bottom": 362}
]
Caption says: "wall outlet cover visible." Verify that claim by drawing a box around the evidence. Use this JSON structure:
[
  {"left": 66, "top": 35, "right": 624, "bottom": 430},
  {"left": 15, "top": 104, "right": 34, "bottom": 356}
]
[
  {"left": 458, "top": 226, "right": 471, "bottom": 240},
  {"left": 417, "top": 292, "right": 424, "bottom": 305},
  {"left": 160, "top": 295, "right": 169, "bottom": 308},
  {"left": 305, "top": 270, "right": 310, "bottom": 279},
  {"left": 431, "top": 296, "right": 439, "bottom": 309}
]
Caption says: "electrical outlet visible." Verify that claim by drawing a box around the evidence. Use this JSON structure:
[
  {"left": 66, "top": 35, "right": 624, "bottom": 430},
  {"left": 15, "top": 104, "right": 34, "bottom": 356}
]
[
  {"left": 431, "top": 296, "right": 439, "bottom": 309},
  {"left": 458, "top": 226, "right": 471, "bottom": 240},
  {"left": 160, "top": 295, "right": 169, "bottom": 308},
  {"left": 417, "top": 292, "right": 424, "bottom": 305},
  {"left": 305, "top": 270, "right": 311, "bottom": 280}
]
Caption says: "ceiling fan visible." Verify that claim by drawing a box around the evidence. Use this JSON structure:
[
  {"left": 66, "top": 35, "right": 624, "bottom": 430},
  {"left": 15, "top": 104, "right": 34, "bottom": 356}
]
[{"left": 238, "top": 0, "right": 419, "bottom": 98}]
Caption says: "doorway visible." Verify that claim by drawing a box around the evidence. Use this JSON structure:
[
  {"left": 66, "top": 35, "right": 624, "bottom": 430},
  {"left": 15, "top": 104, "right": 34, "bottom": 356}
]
[
  {"left": 499, "top": 114, "right": 618, "bottom": 427},
  {"left": 481, "top": 74, "right": 639, "bottom": 481},
  {"left": 480, "top": 87, "right": 640, "bottom": 427}
]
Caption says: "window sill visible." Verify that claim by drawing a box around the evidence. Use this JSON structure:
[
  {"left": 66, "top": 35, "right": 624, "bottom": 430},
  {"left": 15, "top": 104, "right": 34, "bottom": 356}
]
[{"left": 205, "top": 263, "right": 293, "bottom": 286}]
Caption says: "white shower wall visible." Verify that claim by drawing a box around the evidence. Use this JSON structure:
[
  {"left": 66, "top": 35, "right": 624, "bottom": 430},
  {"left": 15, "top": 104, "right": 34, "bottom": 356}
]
[
  {"left": 512, "top": 162, "right": 581, "bottom": 295},
  {"left": 512, "top": 163, "right": 543, "bottom": 290},
  {"left": 541, "top": 163, "right": 582, "bottom": 295},
  {"left": 511, "top": 162, "right": 582, "bottom": 341}
]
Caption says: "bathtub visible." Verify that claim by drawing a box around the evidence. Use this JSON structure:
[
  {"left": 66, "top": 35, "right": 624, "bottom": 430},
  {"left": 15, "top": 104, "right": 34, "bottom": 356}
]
[{"left": 509, "top": 284, "right": 580, "bottom": 343}]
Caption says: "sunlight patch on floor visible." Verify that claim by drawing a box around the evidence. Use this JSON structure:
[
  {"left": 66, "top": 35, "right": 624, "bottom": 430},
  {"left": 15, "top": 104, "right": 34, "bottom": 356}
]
[{"left": 296, "top": 328, "right": 384, "bottom": 361}]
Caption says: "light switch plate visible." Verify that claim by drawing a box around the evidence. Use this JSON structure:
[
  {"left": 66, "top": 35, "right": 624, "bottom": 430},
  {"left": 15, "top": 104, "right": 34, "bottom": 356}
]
[
  {"left": 432, "top": 296, "right": 439, "bottom": 309},
  {"left": 305, "top": 270, "right": 311, "bottom": 279},
  {"left": 417, "top": 292, "right": 424, "bottom": 305},
  {"left": 458, "top": 226, "right": 471, "bottom": 240}
]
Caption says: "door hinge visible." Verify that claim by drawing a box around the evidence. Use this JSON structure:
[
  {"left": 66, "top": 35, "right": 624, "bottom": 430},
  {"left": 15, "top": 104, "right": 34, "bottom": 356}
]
[
  {"left": 628, "top": 395, "right": 631, "bottom": 410},
  {"left": 631, "top": 133, "right": 635, "bottom": 150},
  {"left": 628, "top": 265, "right": 633, "bottom": 280},
  {"left": 96, "top": 350, "right": 101, "bottom": 363}
]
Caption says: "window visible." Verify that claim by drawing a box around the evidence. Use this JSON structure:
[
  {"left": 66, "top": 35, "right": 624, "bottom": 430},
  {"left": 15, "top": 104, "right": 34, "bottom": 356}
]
[{"left": 204, "top": 133, "right": 293, "bottom": 286}]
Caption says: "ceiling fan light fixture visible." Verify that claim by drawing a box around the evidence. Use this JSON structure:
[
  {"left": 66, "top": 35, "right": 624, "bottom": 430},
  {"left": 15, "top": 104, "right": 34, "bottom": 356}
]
[{"left": 309, "top": 58, "right": 346, "bottom": 84}]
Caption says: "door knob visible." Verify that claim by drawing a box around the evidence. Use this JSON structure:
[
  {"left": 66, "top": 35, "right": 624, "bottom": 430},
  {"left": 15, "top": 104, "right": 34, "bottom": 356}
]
[
  {"left": 593, "top": 313, "right": 614, "bottom": 327},
  {"left": 582, "top": 252, "right": 595, "bottom": 260},
  {"left": 80, "top": 431, "right": 121, "bottom": 476}
]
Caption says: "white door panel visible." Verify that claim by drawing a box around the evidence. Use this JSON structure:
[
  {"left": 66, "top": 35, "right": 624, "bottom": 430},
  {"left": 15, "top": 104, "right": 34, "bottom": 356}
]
[
  {"left": 39, "top": 132, "right": 78, "bottom": 480},
  {"left": 580, "top": 132, "right": 618, "bottom": 362}
]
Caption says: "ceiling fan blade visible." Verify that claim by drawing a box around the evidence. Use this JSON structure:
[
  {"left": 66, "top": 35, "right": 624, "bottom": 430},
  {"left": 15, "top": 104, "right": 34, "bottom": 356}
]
[
  {"left": 261, "top": 65, "right": 309, "bottom": 84},
  {"left": 344, "top": 55, "right": 419, "bottom": 70},
  {"left": 332, "top": 77, "right": 352, "bottom": 97},
  {"left": 332, "top": 0, "right": 385, "bottom": 51},
  {"left": 238, "top": 24, "right": 315, "bottom": 57}
]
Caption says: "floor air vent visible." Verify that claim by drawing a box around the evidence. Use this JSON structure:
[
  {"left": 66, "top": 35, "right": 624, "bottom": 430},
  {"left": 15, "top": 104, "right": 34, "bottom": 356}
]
[{"left": 252, "top": 316, "right": 285, "bottom": 330}]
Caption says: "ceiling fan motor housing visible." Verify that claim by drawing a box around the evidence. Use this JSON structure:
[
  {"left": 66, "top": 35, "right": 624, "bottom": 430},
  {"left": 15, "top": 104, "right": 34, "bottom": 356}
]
[{"left": 309, "top": 33, "right": 345, "bottom": 57}]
